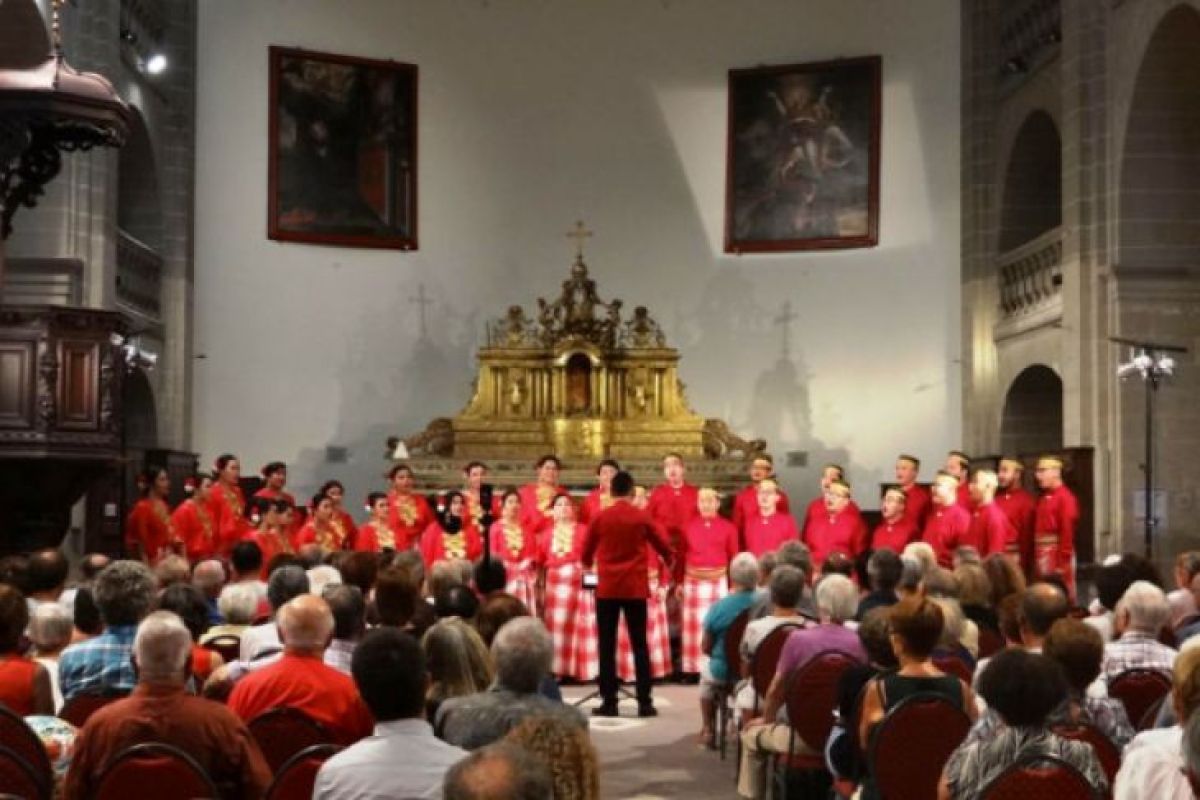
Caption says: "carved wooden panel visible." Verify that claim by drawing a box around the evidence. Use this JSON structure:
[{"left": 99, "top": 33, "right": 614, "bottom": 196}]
[
  {"left": 0, "top": 341, "right": 34, "bottom": 429},
  {"left": 58, "top": 340, "right": 99, "bottom": 430}
]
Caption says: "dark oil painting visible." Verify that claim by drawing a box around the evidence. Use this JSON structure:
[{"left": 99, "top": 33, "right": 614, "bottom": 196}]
[
  {"left": 268, "top": 46, "right": 417, "bottom": 250},
  {"left": 725, "top": 56, "right": 880, "bottom": 253}
]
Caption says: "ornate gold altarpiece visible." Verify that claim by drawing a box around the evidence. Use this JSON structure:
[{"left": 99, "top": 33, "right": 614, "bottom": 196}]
[{"left": 392, "top": 224, "right": 766, "bottom": 491}]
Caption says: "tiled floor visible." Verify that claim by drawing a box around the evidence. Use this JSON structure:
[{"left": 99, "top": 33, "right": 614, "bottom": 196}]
[{"left": 562, "top": 684, "right": 741, "bottom": 800}]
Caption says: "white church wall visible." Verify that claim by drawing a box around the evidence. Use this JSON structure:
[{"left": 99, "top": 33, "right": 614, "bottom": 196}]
[{"left": 194, "top": 0, "right": 961, "bottom": 514}]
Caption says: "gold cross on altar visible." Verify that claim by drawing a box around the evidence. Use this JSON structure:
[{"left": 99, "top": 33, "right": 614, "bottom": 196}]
[{"left": 566, "top": 220, "right": 593, "bottom": 260}]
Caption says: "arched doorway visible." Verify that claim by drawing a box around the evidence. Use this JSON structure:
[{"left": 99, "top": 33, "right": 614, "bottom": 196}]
[
  {"left": 998, "top": 110, "right": 1062, "bottom": 254},
  {"left": 1119, "top": 5, "right": 1200, "bottom": 271},
  {"left": 124, "top": 367, "right": 158, "bottom": 450},
  {"left": 1000, "top": 365, "right": 1063, "bottom": 456}
]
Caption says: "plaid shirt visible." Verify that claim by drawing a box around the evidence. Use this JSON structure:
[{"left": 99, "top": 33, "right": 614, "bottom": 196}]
[
  {"left": 58, "top": 625, "right": 138, "bottom": 700},
  {"left": 1102, "top": 631, "right": 1177, "bottom": 682}
]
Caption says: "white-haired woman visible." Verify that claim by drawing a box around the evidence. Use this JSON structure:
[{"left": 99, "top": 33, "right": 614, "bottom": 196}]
[
  {"left": 29, "top": 602, "right": 73, "bottom": 712},
  {"left": 679, "top": 487, "right": 739, "bottom": 675}
]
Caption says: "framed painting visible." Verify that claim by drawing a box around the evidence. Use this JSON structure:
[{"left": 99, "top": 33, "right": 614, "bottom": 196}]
[
  {"left": 268, "top": 46, "right": 418, "bottom": 250},
  {"left": 725, "top": 56, "right": 881, "bottom": 253}
]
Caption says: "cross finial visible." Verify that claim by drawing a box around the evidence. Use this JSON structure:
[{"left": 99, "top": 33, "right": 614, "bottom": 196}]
[
  {"left": 409, "top": 284, "right": 432, "bottom": 340},
  {"left": 774, "top": 301, "right": 798, "bottom": 359},
  {"left": 566, "top": 220, "right": 593, "bottom": 261}
]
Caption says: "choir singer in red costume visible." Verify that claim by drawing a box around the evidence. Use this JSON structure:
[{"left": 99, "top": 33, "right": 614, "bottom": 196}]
[
  {"left": 967, "top": 469, "right": 1017, "bottom": 558},
  {"left": 894, "top": 454, "right": 931, "bottom": 530},
  {"left": 1034, "top": 455, "right": 1079, "bottom": 599},
  {"left": 582, "top": 471, "right": 673, "bottom": 718},
  {"left": 871, "top": 487, "right": 918, "bottom": 553},
  {"left": 802, "top": 479, "right": 866, "bottom": 573},
  {"left": 921, "top": 472, "right": 973, "bottom": 568},
  {"left": 742, "top": 480, "right": 798, "bottom": 557},
  {"left": 995, "top": 456, "right": 1036, "bottom": 577},
  {"left": 732, "top": 455, "right": 791, "bottom": 542}
]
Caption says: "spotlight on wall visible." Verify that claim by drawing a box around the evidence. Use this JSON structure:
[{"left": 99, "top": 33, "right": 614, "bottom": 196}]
[{"left": 144, "top": 52, "right": 168, "bottom": 75}]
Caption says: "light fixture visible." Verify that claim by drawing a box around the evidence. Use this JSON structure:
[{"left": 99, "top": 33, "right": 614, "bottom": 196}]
[
  {"left": 1113, "top": 337, "right": 1189, "bottom": 559},
  {"left": 144, "top": 53, "right": 167, "bottom": 75}
]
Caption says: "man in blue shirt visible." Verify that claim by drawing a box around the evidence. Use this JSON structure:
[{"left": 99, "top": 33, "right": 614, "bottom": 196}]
[
  {"left": 698, "top": 552, "right": 759, "bottom": 747},
  {"left": 59, "top": 560, "right": 157, "bottom": 700}
]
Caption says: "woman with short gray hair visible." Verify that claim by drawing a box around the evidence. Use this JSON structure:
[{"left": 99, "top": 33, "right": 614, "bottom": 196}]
[
  {"left": 30, "top": 602, "right": 74, "bottom": 711},
  {"left": 697, "top": 552, "right": 760, "bottom": 747}
]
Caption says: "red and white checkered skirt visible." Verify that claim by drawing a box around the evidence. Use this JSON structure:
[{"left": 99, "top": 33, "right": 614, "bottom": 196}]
[
  {"left": 503, "top": 561, "right": 539, "bottom": 618},
  {"left": 543, "top": 562, "right": 597, "bottom": 680},
  {"left": 681, "top": 575, "right": 728, "bottom": 674},
  {"left": 617, "top": 575, "right": 672, "bottom": 681}
]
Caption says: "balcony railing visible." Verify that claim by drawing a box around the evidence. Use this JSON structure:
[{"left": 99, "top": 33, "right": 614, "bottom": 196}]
[
  {"left": 115, "top": 229, "right": 163, "bottom": 319},
  {"left": 997, "top": 226, "right": 1063, "bottom": 318}
]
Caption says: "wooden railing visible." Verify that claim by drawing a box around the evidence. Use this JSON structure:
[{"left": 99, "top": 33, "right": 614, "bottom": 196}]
[
  {"left": 115, "top": 229, "right": 163, "bottom": 318},
  {"left": 997, "top": 226, "right": 1062, "bottom": 317}
]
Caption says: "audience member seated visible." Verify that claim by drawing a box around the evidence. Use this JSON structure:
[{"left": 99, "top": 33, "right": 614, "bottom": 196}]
[
  {"left": 375, "top": 565, "right": 435, "bottom": 639},
  {"left": 747, "top": 542, "right": 812, "bottom": 621},
  {"left": 64, "top": 610, "right": 271, "bottom": 798},
  {"left": 29, "top": 602, "right": 73, "bottom": 711},
  {"left": 476, "top": 593, "right": 531, "bottom": 647},
  {"left": 973, "top": 582, "right": 1068, "bottom": 686},
  {"left": 157, "top": 583, "right": 224, "bottom": 683},
  {"left": 424, "top": 617, "right": 495, "bottom": 721},
  {"left": 474, "top": 559, "right": 508, "bottom": 597},
  {"left": 826, "top": 608, "right": 899, "bottom": 783},
  {"left": 153, "top": 555, "right": 190, "bottom": 590},
  {"left": 822, "top": 552, "right": 855, "bottom": 579},
  {"left": 857, "top": 598, "right": 977, "bottom": 799},
  {"left": 938, "top": 649, "right": 1106, "bottom": 799},
  {"left": 443, "top": 742, "right": 553, "bottom": 800},
  {"left": 1177, "top": 572, "right": 1200, "bottom": 650},
  {"left": 322, "top": 583, "right": 366, "bottom": 674},
  {"left": 982, "top": 553, "right": 1026, "bottom": 610},
  {"left": 856, "top": 549, "right": 902, "bottom": 620},
  {"left": 436, "top": 584, "right": 482, "bottom": 621},
  {"left": 228, "top": 594, "right": 373, "bottom": 745},
  {"left": 952, "top": 546, "right": 981, "bottom": 569},
  {"left": 59, "top": 560, "right": 156, "bottom": 699},
  {"left": 428, "top": 561, "right": 463, "bottom": 604},
  {"left": 1168, "top": 552, "right": 1200, "bottom": 628},
  {"left": 200, "top": 582, "right": 259, "bottom": 644},
  {"left": 437, "top": 617, "right": 586, "bottom": 750},
  {"left": 902, "top": 541, "right": 937, "bottom": 580},
  {"left": 505, "top": 716, "right": 600, "bottom": 800},
  {"left": 697, "top": 553, "right": 759, "bottom": 737},
  {"left": 338, "top": 550, "right": 379, "bottom": 598},
  {"left": 732, "top": 564, "right": 806, "bottom": 729},
  {"left": 1102, "top": 580, "right": 1176, "bottom": 683},
  {"left": 25, "top": 548, "right": 70, "bottom": 612},
  {"left": 1043, "top": 618, "right": 1134, "bottom": 748},
  {"left": 0, "top": 583, "right": 54, "bottom": 715},
  {"left": 239, "top": 564, "right": 309, "bottom": 662},
  {"left": 1113, "top": 646, "right": 1200, "bottom": 799},
  {"left": 737, "top": 574, "right": 864, "bottom": 800},
  {"left": 71, "top": 586, "right": 104, "bottom": 643},
  {"left": 230, "top": 541, "right": 269, "bottom": 592},
  {"left": 923, "top": 568, "right": 979, "bottom": 660},
  {"left": 314, "top": 628, "right": 468, "bottom": 799},
  {"left": 955, "top": 563, "right": 998, "bottom": 635},
  {"left": 59, "top": 553, "right": 111, "bottom": 619},
  {"left": 1087, "top": 560, "right": 1136, "bottom": 644},
  {"left": 192, "top": 559, "right": 227, "bottom": 626},
  {"left": 896, "top": 555, "right": 924, "bottom": 601}
]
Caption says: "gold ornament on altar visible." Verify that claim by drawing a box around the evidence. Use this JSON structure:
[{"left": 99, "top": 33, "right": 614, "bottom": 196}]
[{"left": 399, "top": 222, "right": 770, "bottom": 462}]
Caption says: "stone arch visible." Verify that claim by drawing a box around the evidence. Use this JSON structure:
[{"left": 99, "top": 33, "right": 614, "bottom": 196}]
[
  {"left": 999, "top": 364, "right": 1063, "bottom": 456},
  {"left": 1118, "top": 4, "right": 1200, "bottom": 271},
  {"left": 117, "top": 107, "right": 164, "bottom": 252},
  {"left": 998, "top": 110, "right": 1062, "bottom": 254}
]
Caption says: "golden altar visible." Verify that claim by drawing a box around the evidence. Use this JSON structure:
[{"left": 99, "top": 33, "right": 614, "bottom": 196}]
[{"left": 392, "top": 225, "right": 765, "bottom": 489}]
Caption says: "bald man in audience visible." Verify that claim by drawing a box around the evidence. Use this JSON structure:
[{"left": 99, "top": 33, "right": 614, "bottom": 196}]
[
  {"left": 973, "top": 582, "right": 1069, "bottom": 686},
  {"left": 65, "top": 611, "right": 271, "bottom": 799},
  {"left": 228, "top": 594, "right": 373, "bottom": 745}
]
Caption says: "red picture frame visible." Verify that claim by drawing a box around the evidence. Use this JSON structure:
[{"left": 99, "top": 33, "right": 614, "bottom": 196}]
[
  {"left": 267, "top": 46, "right": 418, "bottom": 251},
  {"left": 724, "top": 56, "right": 881, "bottom": 253}
]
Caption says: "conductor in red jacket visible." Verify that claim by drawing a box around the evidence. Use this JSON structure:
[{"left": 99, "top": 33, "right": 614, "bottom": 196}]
[{"left": 582, "top": 470, "right": 674, "bottom": 718}]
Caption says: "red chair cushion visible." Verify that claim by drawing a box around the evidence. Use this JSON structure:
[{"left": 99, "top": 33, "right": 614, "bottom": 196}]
[
  {"left": 0, "top": 704, "right": 51, "bottom": 796},
  {"left": 785, "top": 650, "right": 859, "bottom": 754},
  {"left": 266, "top": 744, "right": 341, "bottom": 800},
  {"left": 751, "top": 624, "right": 803, "bottom": 699},
  {"left": 1108, "top": 669, "right": 1171, "bottom": 732},
  {"left": 0, "top": 745, "right": 47, "bottom": 800},
  {"left": 248, "top": 707, "right": 332, "bottom": 773},
  {"left": 58, "top": 692, "right": 126, "bottom": 728},
  {"left": 93, "top": 743, "right": 218, "bottom": 800},
  {"left": 1051, "top": 722, "right": 1120, "bottom": 787},
  {"left": 980, "top": 756, "right": 1098, "bottom": 800},
  {"left": 870, "top": 693, "right": 972, "bottom": 800}
]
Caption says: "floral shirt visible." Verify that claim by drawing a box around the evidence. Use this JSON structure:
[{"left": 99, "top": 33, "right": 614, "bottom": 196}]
[{"left": 945, "top": 726, "right": 1107, "bottom": 799}]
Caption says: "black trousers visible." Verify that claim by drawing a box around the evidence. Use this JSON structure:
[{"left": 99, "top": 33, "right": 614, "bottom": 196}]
[{"left": 596, "top": 597, "right": 651, "bottom": 705}]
